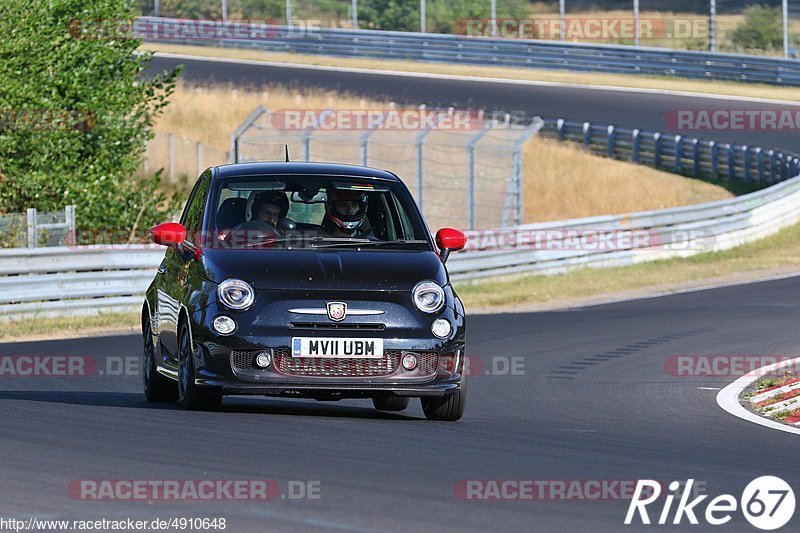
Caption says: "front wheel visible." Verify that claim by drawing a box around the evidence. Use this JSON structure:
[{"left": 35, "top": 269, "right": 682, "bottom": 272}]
[
  {"left": 421, "top": 379, "right": 466, "bottom": 421},
  {"left": 177, "top": 323, "right": 222, "bottom": 411},
  {"left": 143, "top": 315, "right": 178, "bottom": 402}
]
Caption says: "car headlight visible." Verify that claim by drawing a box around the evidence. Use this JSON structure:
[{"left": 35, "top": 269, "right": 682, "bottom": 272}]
[
  {"left": 217, "top": 278, "right": 255, "bottom": 311},
  {"left": 413, "top": 281, "right": 445, "bottom": 314}
]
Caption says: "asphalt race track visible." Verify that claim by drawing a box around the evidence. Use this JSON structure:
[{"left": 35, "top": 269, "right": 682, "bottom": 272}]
[
  {"left": 2, "top": 277, "right": 800, "bottom": 531},
  {"left": 1, "top": 57, "right": 798, "bottom": 532},
  {"left": 147, "top": 55, "right": 800, "bottom": 153}
]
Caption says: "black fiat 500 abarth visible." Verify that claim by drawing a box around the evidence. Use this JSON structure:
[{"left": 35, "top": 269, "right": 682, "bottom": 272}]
[{"left": 142, "top": 162, "right": 468, "bottom": 421}]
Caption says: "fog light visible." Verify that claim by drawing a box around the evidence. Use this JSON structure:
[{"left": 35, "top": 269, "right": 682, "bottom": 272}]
[
  {"left": 431, "top": 318, "right": 452, "bottom": 339},
  {"left": 402, "top": 353, "right": 418, "bottom": 371},
  {"left": 212, "top": 315, "right": 236, "bottom": 335},
  {"left": 255, "top": 352, "right": 272, "bottom": 368}
]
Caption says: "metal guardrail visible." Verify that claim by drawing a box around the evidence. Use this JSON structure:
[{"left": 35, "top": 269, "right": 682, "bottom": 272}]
[
  {"left": 540, "top": 118, "right": 800, "bottom": 186},
  {"left": 0, "top": 246, "right": 164, "bottom": 318},
  {"left": 136, "top": 17, "right": 800, "bottom": 86},
  {"left": 448, "top": 172, "right": 800, "bottom": 280}
]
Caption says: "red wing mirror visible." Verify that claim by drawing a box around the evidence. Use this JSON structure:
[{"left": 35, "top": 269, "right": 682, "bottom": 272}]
[
  {"left": 435, "top": 228, "right": 467, "bottom": 263},
  {"left": 149, "top": 222, "right": 187, "bottom": 247}
]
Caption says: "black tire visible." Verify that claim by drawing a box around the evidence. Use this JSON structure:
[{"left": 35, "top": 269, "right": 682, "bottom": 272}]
[
  {"left": 143, "top": 314, "right": 178, "bottom": 402},
  {"left": 421, "top": 379, "right": 467, "bottom": 421},
  {"left": 372, "top": 394, "right": 410, "bottom": 412},
  {"left": 177, "top": 322, "right": 222, "bottom": 411}
]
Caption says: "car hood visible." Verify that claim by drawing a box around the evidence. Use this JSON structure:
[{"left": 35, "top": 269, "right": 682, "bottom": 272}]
[{"left": 200, "top": 249, "right": 448, "bottom": 291}]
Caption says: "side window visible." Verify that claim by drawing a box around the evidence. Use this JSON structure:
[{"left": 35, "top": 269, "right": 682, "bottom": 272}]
[
  {"left": 181, "top": 172, "right": 211, "bottom": 244},
  {"left": 388, "top": 194, "right": 418, "bottom": 240}
]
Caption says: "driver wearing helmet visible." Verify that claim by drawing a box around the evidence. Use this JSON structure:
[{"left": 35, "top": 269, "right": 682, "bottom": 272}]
[
  {"left": 227, "top": 190, "right": 290, "bottom": 246},
  {"left": 251, "top": 190, "right": 290, "bottom": 230},
  {"left": 322, "top": 188, "right": 373, "bottom": 238}
]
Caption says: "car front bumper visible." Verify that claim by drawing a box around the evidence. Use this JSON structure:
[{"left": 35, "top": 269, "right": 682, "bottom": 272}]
[{"left": 184, "top": 300, "right": 466, "bottom": 398}]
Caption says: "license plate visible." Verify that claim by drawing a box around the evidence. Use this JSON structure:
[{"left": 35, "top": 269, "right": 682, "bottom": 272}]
[{"left": 291, "top": 337, "right": 384, "bottom": 359}]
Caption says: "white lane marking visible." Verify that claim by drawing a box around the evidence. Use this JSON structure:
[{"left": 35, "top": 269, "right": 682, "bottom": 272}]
[
  {"left": 697, "top": 387, "right": 721, "bottom": 390},
  {"left": 152, "top": 52, "right": 800, "bottom": 106},
  {"left": 716, "top": 356, "right": 800, "bottom": 436}
]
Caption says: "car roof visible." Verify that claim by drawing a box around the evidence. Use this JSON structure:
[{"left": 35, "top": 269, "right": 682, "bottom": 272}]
[{"left": 213, "top": 162, "right": 401, "bottom": 182}]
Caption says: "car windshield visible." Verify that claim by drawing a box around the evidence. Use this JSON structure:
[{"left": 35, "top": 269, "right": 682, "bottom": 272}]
[{"left": 208, "top": 174, "right": 431, "bottom": 251}]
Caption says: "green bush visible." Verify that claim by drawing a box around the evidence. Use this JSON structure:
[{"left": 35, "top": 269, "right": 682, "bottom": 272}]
[
  {"left": 0, "top": 0, "right": 182, "bottom": 243},
  {"left": 730, "top": 5, "right": 783, "bottom": 51}
]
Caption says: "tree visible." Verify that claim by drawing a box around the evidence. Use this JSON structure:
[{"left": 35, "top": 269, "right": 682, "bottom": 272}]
[
  {"left": 359, "top": 0, "right": 420, "bottom": 31},
  {"left": 0, "top": 0, "right": 181, "bottom": 242},
  {"left": 730, "top": 5, "right": 783, "bottom": 51}
]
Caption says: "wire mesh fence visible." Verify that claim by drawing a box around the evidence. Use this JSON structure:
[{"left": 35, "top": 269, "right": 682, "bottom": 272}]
[
  {"left": 0, "top": 206, "right": 76, "bottom": 249},
  {"left": 232, "top": 106, "right": 542, "bottom": 230},
  {"left": 139, "top": 131, "right": 229, "bottom": 186}
]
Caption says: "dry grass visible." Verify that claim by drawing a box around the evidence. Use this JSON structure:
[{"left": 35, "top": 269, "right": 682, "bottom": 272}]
[
  {"left": 522, "top": 138, "right": 732, "bottom": 222},
  {"left": 154, "top": 82, "right": 390, "bottom": 150},
  {"left": 0, "top": 312, "right": 139, "bottom": 342},
  {"left": 138, "top": 43, "right": 800, "bottom": 104}
]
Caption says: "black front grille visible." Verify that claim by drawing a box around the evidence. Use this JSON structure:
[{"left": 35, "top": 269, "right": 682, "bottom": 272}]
[
  {"left": 231, "top": 350, "right": 258, "bottom": 371},
  {"left": 275, "top": 351, "right": 400, "bottom": 377}
]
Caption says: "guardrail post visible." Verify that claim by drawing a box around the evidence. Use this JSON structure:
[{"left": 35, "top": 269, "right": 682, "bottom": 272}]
[
  {"left": 632, "top": 129, "right": 640, "bottom": 163},
  {"left": 726, "top": 144, "right": 735, "bottom": 181},
  {"left": 557, "top": 118, "right": 566, "bottom": 141},
  {"left": 674, "top": 135, "right": 682, "bottom": 173},
  {"left": 769, "top": 150, "right": 777, "bottom": 183},
  {"left": 743, "top": 146, "right": 751, "bottom": 183},
  {"left": 653, "top": 132, "right": 662, "bottom": 168},
  {"left": 26, "top": 208, "right": 37, "bottom": 249},
  {"left": 607, "top": 125, "right": 616, "bottom": 157},
  {"left": 582, "top": 122, "right": 592, "bottom": 150},
  {"left": 65, "top": 205, "right": 76, "bottom": 245},
  {"left": 692, "top": 139, "right": 700, "bottom": 177},
  {"left": 756, "top": 147, "right": 764, "bottom": 183},
  {"left": 709, "top": 141, "right": 718, "bottom": 179}
]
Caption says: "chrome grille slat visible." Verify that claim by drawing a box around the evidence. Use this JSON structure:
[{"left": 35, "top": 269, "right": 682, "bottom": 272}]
[{"left": 288, "top": 322, "right": 385, "bottom": 332}]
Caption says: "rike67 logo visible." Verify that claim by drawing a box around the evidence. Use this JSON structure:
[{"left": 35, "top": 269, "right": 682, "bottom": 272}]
[{"left": 625, "top": 477, "right": 795, "bottom": 530}]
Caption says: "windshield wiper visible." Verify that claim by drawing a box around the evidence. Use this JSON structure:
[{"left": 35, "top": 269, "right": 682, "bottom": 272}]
[{"left": 309, "top": 239, "right": 429, "bottom": 249}]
